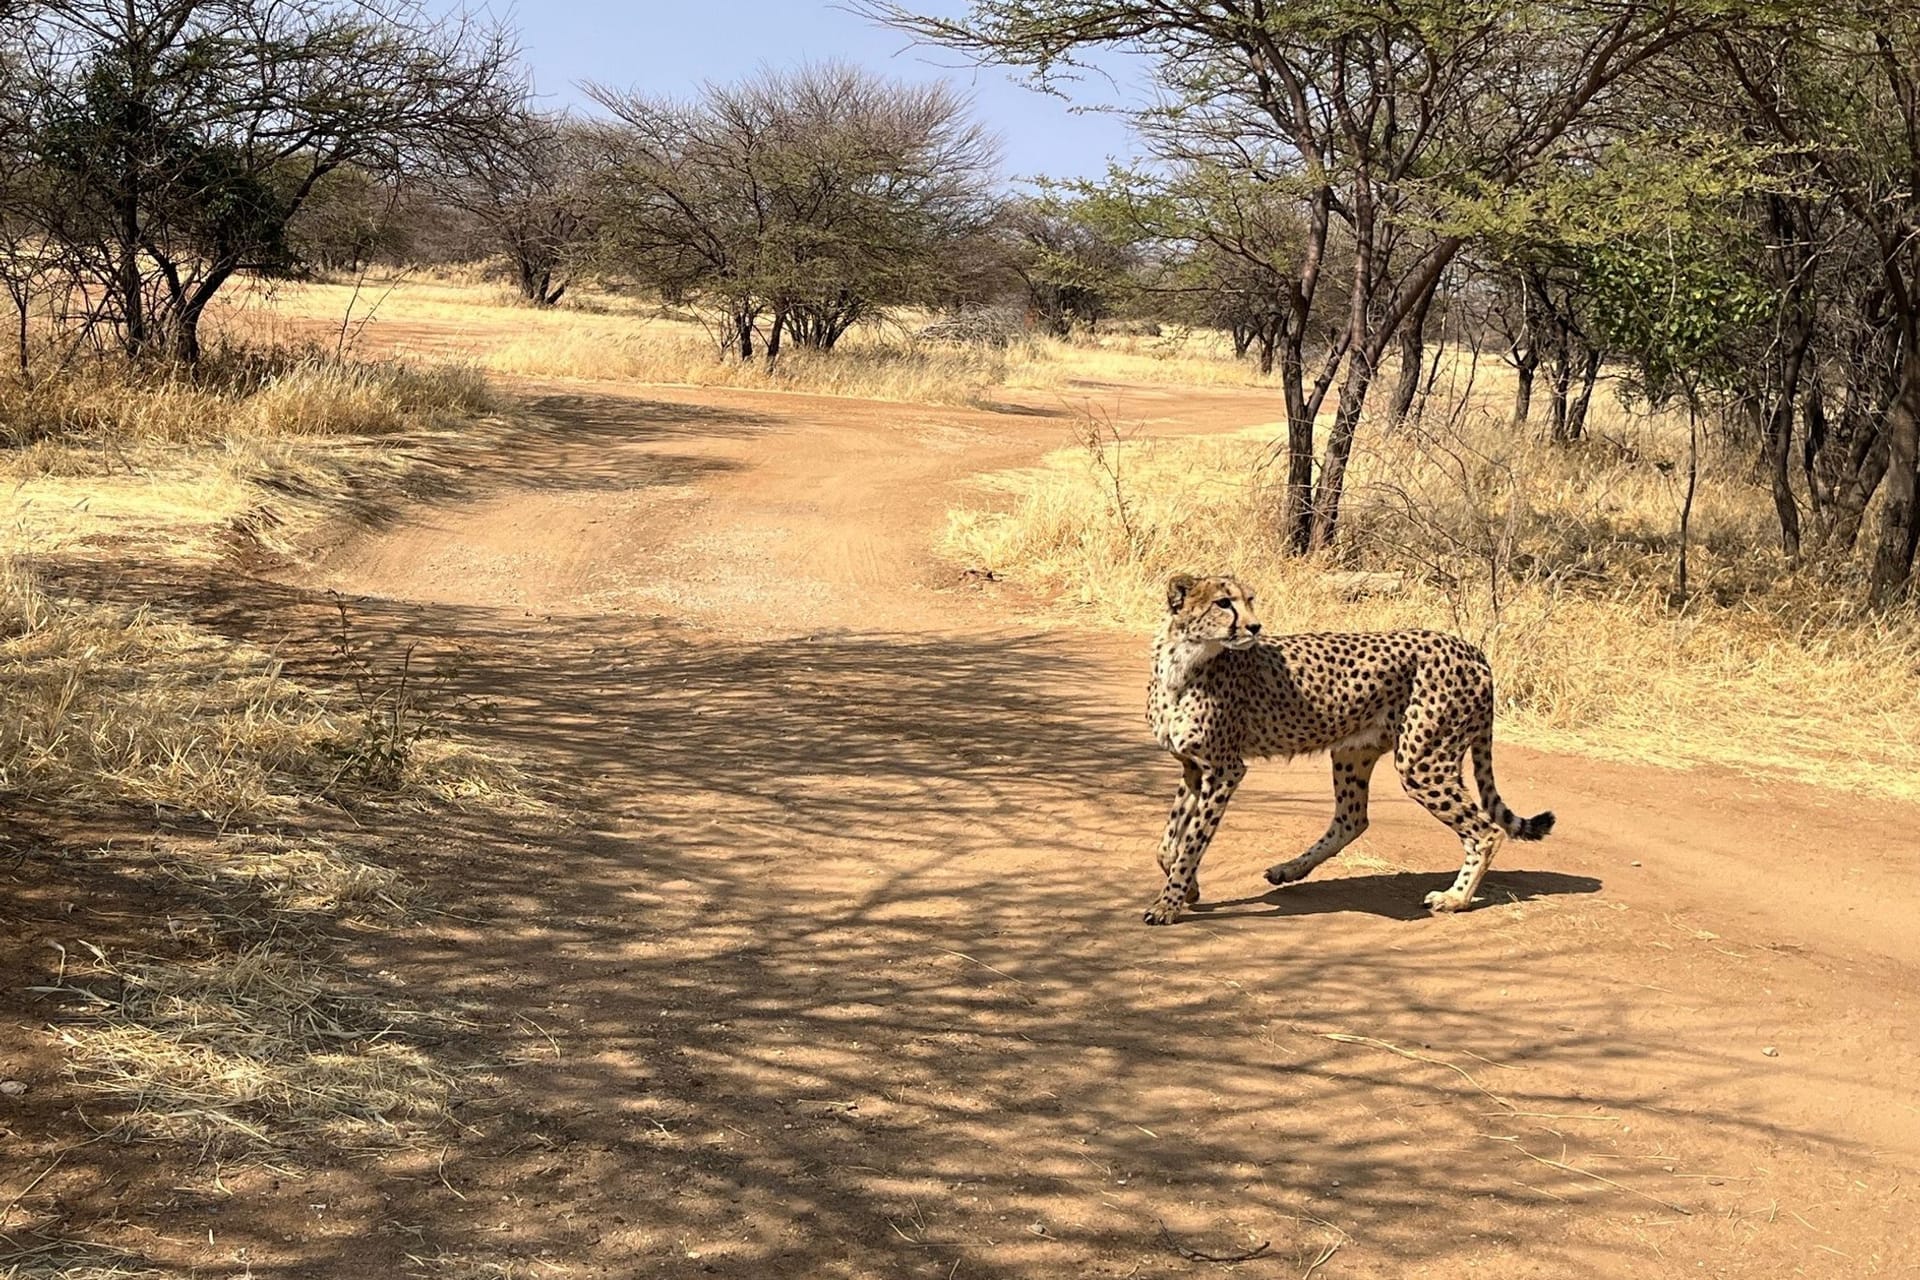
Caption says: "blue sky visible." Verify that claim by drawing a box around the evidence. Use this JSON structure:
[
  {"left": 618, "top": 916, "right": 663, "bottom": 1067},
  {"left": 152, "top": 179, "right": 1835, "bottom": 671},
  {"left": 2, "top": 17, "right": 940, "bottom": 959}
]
[{"left": 490, "top": 0, "right": 1145, "bottom": 184}]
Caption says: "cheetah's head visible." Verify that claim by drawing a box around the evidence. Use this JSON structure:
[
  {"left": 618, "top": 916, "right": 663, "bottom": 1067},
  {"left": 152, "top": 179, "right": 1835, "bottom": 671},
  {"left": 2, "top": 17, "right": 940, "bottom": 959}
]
[{"left": 1164, "top": 573, "right": 1264, "bottom": 652}]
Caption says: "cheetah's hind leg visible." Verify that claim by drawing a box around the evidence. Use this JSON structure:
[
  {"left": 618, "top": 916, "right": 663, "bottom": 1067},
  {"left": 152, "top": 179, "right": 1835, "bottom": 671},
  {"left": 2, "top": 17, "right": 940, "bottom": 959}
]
[
  {"left": 1396, "top": 736, "right": 1504, "bottom": 913},
  {"left": 1266, "top": 740, "right": 1386, "bottom": 887}
]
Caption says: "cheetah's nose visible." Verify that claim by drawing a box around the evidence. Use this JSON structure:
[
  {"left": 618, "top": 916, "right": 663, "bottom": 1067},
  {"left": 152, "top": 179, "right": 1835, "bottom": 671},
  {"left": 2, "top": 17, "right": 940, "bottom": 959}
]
[{"left": 1247, "top": 623, "right": 1262, "bottom": 635}]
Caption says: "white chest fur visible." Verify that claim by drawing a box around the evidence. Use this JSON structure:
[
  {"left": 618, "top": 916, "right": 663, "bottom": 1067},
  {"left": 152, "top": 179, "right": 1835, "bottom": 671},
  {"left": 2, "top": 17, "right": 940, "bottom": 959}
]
[{"left": 1149, "top": 629, "right": 1225, "bottom": 748}]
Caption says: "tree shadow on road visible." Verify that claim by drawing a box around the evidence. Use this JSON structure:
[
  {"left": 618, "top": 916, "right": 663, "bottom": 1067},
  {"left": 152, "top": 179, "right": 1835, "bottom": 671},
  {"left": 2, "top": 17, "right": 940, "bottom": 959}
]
[{"left": 3, "top": 562, "right": 1897, "bottom": 1280}]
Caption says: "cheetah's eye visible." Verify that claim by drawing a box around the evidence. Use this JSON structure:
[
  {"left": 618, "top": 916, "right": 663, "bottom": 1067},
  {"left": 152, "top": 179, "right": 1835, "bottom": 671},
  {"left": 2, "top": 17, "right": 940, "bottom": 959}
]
[{"left": 1214, "top": 598, "right": 1232, "bottom": 609}]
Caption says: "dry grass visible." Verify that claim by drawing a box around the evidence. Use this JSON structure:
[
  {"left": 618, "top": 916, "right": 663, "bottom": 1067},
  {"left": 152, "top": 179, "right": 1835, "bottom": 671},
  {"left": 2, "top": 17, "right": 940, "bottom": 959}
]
[
  {"left": 0, "top": 558, "right": 521, "bottom": 821},
  {"left": 944, "top": 379, "right": 1920, "bottom": 801},
  {"left": 223, "top": 274, "right": 1283, "bottom": 404},
  {"left": 0, "top": 1244, "right": 161, "bottom": 1280},
  {"left": 0, "top": 341, "right": 526, "bottom": 1180},
  {"left": 0, "top": 347, "right": 495, "bottom": 563},
  {"left": 0, "top": 348, "right": 491, "bottom": 449},
  {"left": 50, "top": 940, "right": 460, "bottom": 1156}
]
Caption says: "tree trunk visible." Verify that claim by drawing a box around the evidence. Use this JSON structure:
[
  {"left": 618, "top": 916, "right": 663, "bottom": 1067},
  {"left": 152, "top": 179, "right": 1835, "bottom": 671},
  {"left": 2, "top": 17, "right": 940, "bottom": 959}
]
[
  {"left": 1278, "top": 188, "right": 1335, "bottom": 555},
  {"left": 1278, "top": 329, "right": 1316, "bottom": 554},
  {"left": 1564, "top": 348, "right": 1602, "bottom": 441},
  {"left": 1308, "top": 358, "right": 1374, "bottom": 551},
  {"left": 117, "top": 182, "right": 147, "bottom": 359},
  {"left": 1868, "top": 343, "right": 1920, "bottom": 606},
  {"left": 1547, "top": 344, "right": 1574, "bottom": 442},
  {"left": 170, "top": 267, "right": 235, "bottom": 365},
  {"left": 1802, "top": 382, "right": 1829, "bottom": 530},
  {"left": 1828, "top": 426, "right": 1890, "bottom": 553},
  {"left": 1767, "top": 350, "right": 1808, "bottom": 560},
  {"left": 1737, "top": 393, "right": 1768, "bottom": 463},
  {"left": 764, "top": 310, "right": 784, "bottom": 368},
  {"left": 1387, "top": 287, "right": 1436, "bottom": 429},
  {"left": 1512, "top": 348, "right": 1537, "bottom": 428},
  {"left": 1676, "top": 399, "right": 1700, "bottom": 605},
  {"left": 171, "top": 312, "right": 202, "bottom": 363},
  {"left": 12, "top": 290, "right": 28, "bottom": 377}
]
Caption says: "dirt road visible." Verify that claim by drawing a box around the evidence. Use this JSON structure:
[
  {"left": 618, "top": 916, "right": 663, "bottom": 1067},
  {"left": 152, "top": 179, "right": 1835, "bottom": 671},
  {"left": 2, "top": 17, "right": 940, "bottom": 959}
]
[{"left": 25, "top": 373, "right": 1919, "bottom": 1277}]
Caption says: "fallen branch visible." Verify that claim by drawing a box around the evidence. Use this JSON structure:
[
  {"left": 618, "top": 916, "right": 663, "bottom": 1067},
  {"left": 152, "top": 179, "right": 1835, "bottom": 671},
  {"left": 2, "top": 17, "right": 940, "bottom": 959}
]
[{"left": 1156, "top": 1218, "right": 1271, "bottom": 1263}]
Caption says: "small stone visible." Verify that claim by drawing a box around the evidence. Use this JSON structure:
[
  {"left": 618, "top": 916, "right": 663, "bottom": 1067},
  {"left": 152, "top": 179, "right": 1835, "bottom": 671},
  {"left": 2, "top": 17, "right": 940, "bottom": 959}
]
[
  {"left": 1630, "top": 861, "right": 1642, "bottom": 867},
  {"left": 0, "top": 1080, "right": 26, "bottom": 1097},
  {"left": 1762, "top": 1046, "right": 1779, "bottom": 1057}
]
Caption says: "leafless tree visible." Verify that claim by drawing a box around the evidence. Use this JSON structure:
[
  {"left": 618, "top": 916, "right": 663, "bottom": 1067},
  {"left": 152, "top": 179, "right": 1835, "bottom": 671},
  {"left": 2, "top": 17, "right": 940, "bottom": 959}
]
[{"left": 438, "top": 109, "right": 605, "bottom": 307}]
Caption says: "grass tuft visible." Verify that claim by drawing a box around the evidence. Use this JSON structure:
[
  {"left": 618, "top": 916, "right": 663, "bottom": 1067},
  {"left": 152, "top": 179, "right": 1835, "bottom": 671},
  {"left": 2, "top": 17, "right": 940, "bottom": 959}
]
[
  {"left": 0, "top": 559, "right": 522, "bottom": 821},
  {"left": 54, "top": 941, "right": 459, "bottom": 1156}
]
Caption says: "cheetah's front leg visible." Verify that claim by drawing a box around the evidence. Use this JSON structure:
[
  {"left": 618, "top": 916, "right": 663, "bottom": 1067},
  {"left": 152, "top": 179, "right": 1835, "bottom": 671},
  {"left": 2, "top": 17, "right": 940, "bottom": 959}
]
[
  {"left": 1157, "top": 758, "right": 1205, "bottom": 904},
  {"left": 1144, "top": 760, "right": 1246, "bottom": 925}
]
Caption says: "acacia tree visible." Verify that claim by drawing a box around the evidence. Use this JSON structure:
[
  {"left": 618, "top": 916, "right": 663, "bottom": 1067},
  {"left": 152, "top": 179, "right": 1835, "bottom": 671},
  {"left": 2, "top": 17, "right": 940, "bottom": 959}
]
[
  {"left": 286, "top": 165, "right": 405, "bottom": 274},
  {"left": 1090, "top": 163, "right": 1317, "bottom": 373},
  {"left": 1715, "top": 6, "right": 1920, "bottom": 604},
  {"left": 1001, "top": 190, "right": 1141, "bottom": 336},
  {"left": 440, "top": 110, "right": 604, "bottom": 307},
  {"left": 0, "top": 0, "right": 519, "bottom": 362},
  {"left": 592, "top": 64, "right": 999, "bottom": 364},
  {"left": 869, "top": 0, "right": 1707, "bottom": 552}
]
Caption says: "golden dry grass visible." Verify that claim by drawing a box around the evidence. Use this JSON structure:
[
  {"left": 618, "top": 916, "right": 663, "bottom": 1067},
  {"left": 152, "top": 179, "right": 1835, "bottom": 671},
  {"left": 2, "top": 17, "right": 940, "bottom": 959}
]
[
  {"left": 0, "top": 1245, "right": 161, "bottom": 1280},
  {"left": 0, "top": 349, "right": 490, "bottom": 448},
  {"left": 0, "top": 557, "right": 524, "bottom": 822},
  {"left": 222, "top": 274, "right": 1283, "bottom": 404},
  {"left": 51, "top": 941, "right": 460, "bottom": 1156},
  {"left": 0, "top": 340, "right": 527, "bottom": 1177},
  {"left": 0, "top": 351, "right": 526, "bottom": 820},
  {"left": 944, "top": 383, "right": 1920, "bottom": 801},
  {"left": 0, "top": 348, "right": 495, "bottom": 562}
]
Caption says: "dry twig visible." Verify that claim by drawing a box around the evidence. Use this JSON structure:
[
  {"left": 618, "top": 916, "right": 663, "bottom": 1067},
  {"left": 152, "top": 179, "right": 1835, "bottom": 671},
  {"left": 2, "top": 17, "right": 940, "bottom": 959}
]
[{"left": 1156, "top": 1218, "right": 1271, "bottom": 1263}]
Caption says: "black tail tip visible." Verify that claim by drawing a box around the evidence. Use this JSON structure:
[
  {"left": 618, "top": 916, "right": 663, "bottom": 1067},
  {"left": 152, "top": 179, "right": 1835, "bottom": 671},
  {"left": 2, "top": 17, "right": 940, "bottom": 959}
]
[{"left": 1516, "top": 811, "right": 1555, "bottom": 841}]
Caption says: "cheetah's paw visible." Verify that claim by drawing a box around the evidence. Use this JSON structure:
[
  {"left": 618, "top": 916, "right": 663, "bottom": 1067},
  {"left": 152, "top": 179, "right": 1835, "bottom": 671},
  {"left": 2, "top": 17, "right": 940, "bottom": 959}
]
[
  {"left": 1265, "top": 857, "right": 1317, "bottom": 886},
  {"left": 1424, "top": 889, "right": 1471, "bottom": 913},
  {"left": 1142, "top": 895, "right": 1186, "bottom": 926}
]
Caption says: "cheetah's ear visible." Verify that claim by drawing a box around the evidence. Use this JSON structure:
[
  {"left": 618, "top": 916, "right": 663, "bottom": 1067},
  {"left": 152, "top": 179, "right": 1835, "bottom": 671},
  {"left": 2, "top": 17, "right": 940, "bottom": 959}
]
[{"left": 1166, "top": 573, "right": 1198, "bottom": 613}]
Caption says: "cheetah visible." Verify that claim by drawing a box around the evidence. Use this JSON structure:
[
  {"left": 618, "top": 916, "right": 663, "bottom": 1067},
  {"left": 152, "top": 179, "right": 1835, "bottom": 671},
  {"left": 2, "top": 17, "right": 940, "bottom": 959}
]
[{"left": 1142, "top": 572, "right": 1553, "bottom": 925}]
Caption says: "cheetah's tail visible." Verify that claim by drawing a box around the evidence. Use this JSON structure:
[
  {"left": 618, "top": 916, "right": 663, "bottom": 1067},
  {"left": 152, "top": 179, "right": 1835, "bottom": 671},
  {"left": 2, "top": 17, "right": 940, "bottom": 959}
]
[{"left": 1471, "top": 735, "right": 1555, "bottom": 842}]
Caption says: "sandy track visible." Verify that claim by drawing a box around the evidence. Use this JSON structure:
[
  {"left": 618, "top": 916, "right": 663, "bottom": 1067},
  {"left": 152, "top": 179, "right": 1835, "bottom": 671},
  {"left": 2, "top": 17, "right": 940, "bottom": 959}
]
[{"left": 47, "top": 373, "right": 1910, "bottom": 1277}]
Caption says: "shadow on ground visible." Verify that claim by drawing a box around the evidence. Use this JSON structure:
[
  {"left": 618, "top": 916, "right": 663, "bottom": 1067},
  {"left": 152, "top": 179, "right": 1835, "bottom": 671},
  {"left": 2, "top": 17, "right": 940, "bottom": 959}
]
[{"left": 1, "top": 561, "right": 1880, "bottom": 1280}]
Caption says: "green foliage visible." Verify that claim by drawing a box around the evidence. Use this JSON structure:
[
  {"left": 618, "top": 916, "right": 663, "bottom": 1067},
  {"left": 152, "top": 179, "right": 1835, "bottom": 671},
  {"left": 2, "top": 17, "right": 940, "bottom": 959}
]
[
  {"left": 1002, "top": 182, "right": 1146, "bottom": 333},
  {"left": 1476, "top": 136, "right": 1778, "bottom": 402}
]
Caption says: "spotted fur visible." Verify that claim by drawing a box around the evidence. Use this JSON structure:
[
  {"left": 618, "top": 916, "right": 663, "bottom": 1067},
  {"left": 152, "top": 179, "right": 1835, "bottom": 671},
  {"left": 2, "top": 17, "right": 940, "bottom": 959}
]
[{"left": 1141, "top": 572, "right": 1554, "bottom": 925}]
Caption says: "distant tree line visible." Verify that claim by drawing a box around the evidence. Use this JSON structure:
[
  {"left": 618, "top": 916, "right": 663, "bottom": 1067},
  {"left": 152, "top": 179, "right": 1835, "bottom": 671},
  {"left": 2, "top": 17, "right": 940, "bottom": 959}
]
[{"left": 0, "top": 0, "right": 520, "bottom": 363}]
